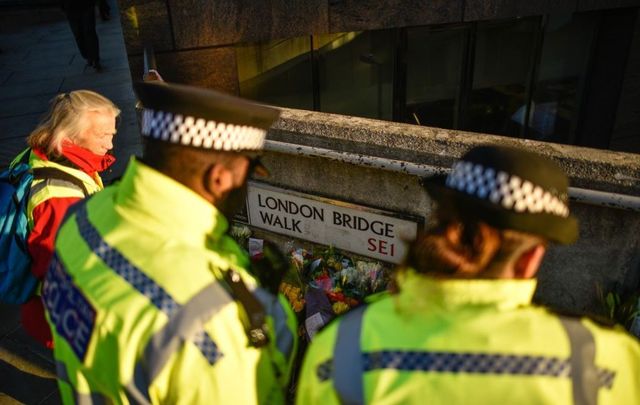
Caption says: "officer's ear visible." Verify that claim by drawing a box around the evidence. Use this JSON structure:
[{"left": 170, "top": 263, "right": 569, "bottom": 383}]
[
  {"left": 203, "top": 162, "right": 234, "bottom": 204},
  {"left": 514, "top": 244, "right": 546, "bottom": 279}
]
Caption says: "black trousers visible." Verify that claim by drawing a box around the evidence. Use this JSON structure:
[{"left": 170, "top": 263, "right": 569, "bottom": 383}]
[
  {"left": 98, "top": 0, "right": 110, "bottom": 19},
  {"left": 66, "top": 7, "right": 100, "bottom": 64}
]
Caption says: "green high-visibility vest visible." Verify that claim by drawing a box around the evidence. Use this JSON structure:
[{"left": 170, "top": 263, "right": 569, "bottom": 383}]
[{"left": 44, "top": 159, "right": 297, "bottom": 404}]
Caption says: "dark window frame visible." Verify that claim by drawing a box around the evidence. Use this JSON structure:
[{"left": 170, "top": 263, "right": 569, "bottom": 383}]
[{"left": 238, "top": 8, "right": 633, "bottom": 150}]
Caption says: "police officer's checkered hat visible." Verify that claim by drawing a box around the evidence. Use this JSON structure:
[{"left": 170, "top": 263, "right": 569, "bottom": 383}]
[
  {"left": 134, "top": 82, "right": 280, "bottom": 152},
  {"left": 423, "top": 145, "right": 578, "bottom": 244}
]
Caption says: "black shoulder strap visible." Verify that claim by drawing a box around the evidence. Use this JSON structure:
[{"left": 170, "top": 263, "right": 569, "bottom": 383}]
[
  {"left": 222, "top": 269, "right": 270, "bottom": 348},
  {"left": 31, "top": 167, "right": 90, "bottom": 197}
]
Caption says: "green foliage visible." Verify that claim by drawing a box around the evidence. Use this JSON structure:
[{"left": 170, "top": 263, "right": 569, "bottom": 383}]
[{"left": 595, "top": 283, "right": 640, "bottom": 330}]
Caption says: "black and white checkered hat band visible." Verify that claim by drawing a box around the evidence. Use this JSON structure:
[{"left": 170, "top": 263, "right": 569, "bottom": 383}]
[
  {"left": 141, "top": 109, "right": 267, "bottom": 151},
  {"left": 445, "top": 161, "right": 569, "bottom": 218}
]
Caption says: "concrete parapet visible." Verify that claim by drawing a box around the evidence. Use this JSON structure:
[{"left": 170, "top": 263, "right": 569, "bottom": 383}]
[
  {"left": 271, "top": 109, "right": 640, "bottom": 195},
  {"left": 262, "top": 107, "right": 640, "bottom": 313}
]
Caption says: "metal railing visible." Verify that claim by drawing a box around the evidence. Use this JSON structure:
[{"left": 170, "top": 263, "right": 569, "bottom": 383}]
[
  {"left": 139, "top": 46, "right": 640, "bottom": 213},
  {"left": 264, "top": 140, "right": 640, "bottom": 212}
]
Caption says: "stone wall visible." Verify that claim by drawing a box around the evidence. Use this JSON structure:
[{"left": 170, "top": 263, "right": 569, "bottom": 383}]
[
  {"left": 117, "top": 0, "right": 640, "bottom": 155},
  {"left": 262, "top": 108, "right": 640, "bottom": 313},
  {"left": 117, "top": 0, "right": 640, "bottom": 89}
]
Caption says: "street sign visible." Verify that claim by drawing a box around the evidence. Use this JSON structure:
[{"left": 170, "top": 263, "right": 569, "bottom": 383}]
[{"left": 245, "top": 182, "right": 420, "bottom": 264}]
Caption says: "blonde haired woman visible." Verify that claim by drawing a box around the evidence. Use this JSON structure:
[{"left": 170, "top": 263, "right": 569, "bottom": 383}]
[{"left": 15, "top": 90, "right": 119, "bottom": 348}]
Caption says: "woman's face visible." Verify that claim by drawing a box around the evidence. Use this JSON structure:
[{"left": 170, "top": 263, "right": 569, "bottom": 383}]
[{"left": 75, "top": 110, "right": 116, "bottom": 156}]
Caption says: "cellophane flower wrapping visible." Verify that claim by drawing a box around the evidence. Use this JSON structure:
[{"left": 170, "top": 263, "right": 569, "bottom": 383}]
[
  {"left": 230, "top": 230, "right": 392, "bottom": 341},
  {"left": 291, "top": 246, "right": 391, "bottom": 340}
]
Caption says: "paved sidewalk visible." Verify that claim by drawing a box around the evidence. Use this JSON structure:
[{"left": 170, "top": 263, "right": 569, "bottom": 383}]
[
  {"left": 0, "top": 2, "right": 140, "bottom": 403},
  {"left": 0, "top": 2, "right": 141, "bottom": 181}
]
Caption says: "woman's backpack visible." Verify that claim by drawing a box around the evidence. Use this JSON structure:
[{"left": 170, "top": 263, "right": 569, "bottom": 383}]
[{"left": 0, "top": 150, "right": 87, "bottom": 304}]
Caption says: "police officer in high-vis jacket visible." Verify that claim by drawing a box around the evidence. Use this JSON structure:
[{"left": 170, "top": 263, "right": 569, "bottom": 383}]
[
  {"left": 43, "top": 82, "right": 297, "bottom": 404},
  {"left": 297, "top": 146, "right": 640, "bottom": 405}
]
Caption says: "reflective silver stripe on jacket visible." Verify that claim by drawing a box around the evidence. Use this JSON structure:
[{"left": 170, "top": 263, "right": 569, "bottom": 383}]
[
  {"left": 73, "top": 203, "right": 226, "bottom": 400},
  {"left": 74, "top": 203, "right": 223, "bottom": 365},
  {"left": 559, "top": 317, "right": 599, "bottom": 405},
  {"left": 56, "top": 360, "right": 70, "bottom": 384},
  {"left": 127, "top": 280, "right": 234, "bottom": 403},
  {"left": 254, "top": 287, "right": 295, "bottom": 361},
  {"left": 73, "top": 203, "right": 293, "bottom": 400},
  {"left": 333, "top": 305, "right": 367, "bottom": 405},
  {"left": 327, "top": 307, "right": 615, "bottom": 404},
  {"left": 30, "top": 178, "right": 85, "bottom": 198},
  {"left": 55, "top": 361, "right": 109, "bottom": 405}
]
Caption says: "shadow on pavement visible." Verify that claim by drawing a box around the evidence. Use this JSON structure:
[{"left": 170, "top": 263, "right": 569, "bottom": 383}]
[{"left": 0, "top": 360, "right": 61, "bottom": 404}]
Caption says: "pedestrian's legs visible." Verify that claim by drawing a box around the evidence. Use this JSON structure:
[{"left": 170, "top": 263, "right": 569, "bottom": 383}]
[
  {"left": 79, "top": 6, "right": 100, "bottom": 69},
  {"left": 98, "top": 0, "right": 111, "bottom": 21},
  {"left": 66, "top": 12, "right": 88, "bottom": 61}
]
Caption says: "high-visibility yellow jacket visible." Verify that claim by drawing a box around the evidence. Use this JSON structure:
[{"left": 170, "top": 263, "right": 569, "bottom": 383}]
[
  {"left": 43, "top": 159, "right": 297, "bottom": 404},
  {"left": 20, "top": 147, "right": 105, "bottom": 348},
  {"left": 297, "top": 269, "right": 640, "bottom": 405},
  {"left": 27, "top": 149, "right": 103, "bottom": 227}
]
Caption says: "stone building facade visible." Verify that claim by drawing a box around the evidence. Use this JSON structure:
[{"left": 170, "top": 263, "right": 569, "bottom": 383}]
[{"left": 118, "top": 0, "right": 640, "bottom": 153}]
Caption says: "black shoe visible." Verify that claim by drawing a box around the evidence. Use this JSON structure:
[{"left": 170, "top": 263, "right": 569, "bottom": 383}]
[{"left": 93, "top": 61, "right": 103, "bottom": 72}]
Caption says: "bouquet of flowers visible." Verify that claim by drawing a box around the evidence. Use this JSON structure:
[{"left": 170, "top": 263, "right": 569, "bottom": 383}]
[
  {"left": 278, "top": 248, "right": 312, "bottom": 314},
  {"left": 231, "top": 230, "right": 391, "bottom": 340},
  {"left": 292, "top": 246, "right": 391, "bottom": 339}
]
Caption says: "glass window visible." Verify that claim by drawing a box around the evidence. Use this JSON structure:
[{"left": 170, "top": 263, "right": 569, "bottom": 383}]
[
  {"left": 236, "top": 37, "right": 314, "bottom": 110},
  {"left": 464, "top": 19, "right": 539, "bottom": 137},
  {"left": 404, "top": 27, "right": 466, "bottom": 129},
  {"left": 530, "top": 13, "right": 598, "bottom": 144},
  {"left": 315, "top": 30, "right": 394, "bottom": 120}
]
